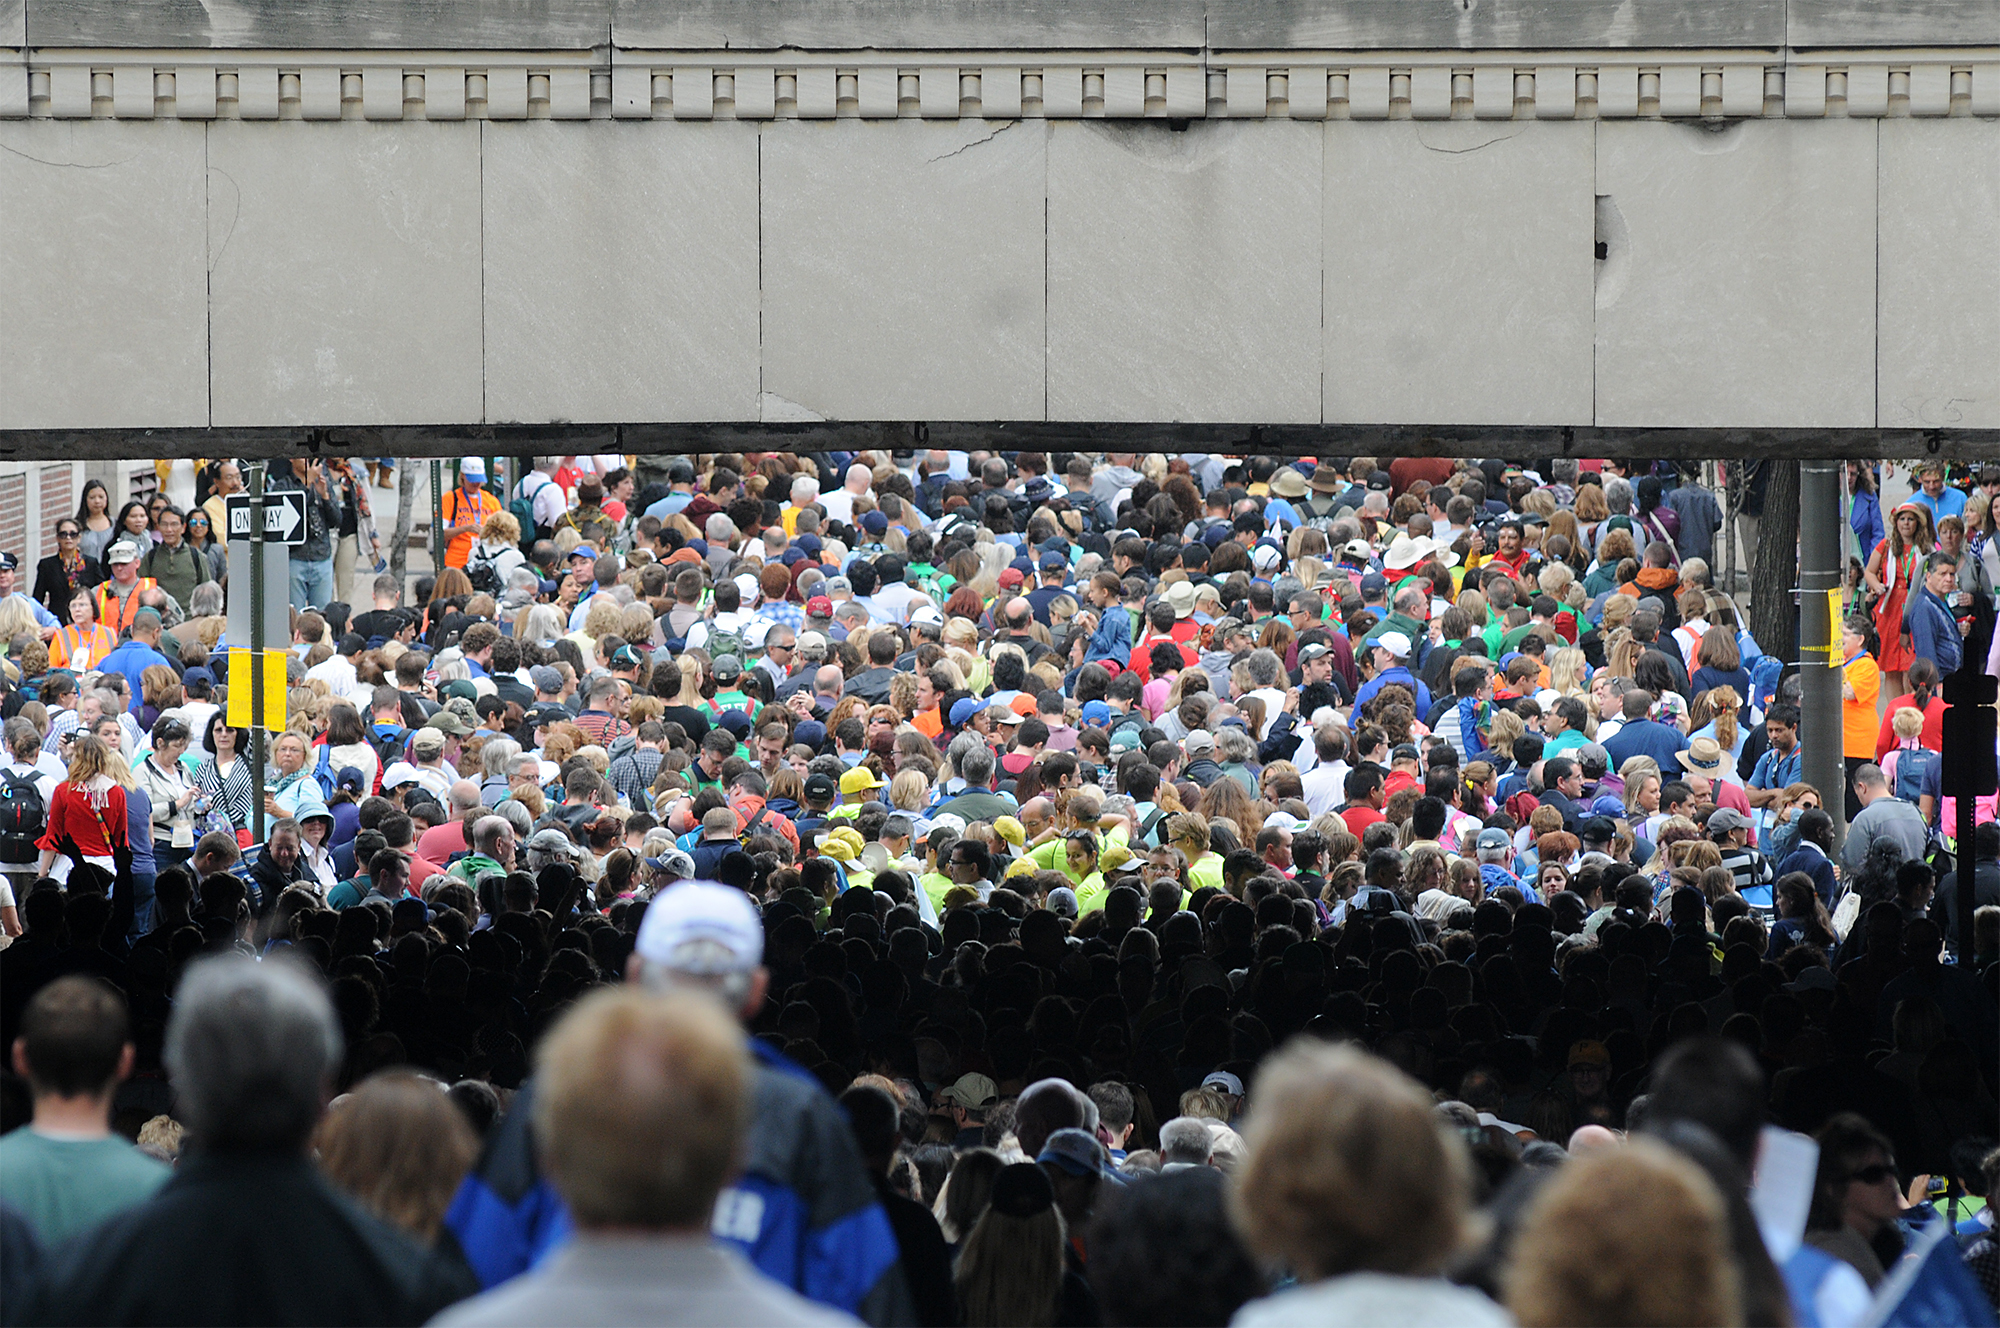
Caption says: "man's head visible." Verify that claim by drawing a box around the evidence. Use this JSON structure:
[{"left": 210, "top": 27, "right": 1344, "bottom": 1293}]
[
  {"left": 1764, "top": 703, "right": 1799, "bottom": 754},
  {"left": 165, "top": 956, "right": 343, "bottom": 1153},
  {"left": 533, "top": 987, "right": 751, "bottom": 1232},
  {"left": 12, "top": 976, "right": 133, "bottom": 1106},
  {"left": 1923, "top": 553, "right": 1958, "bottom": 599},
  {"left": 264, "top": 819, "right": 301, "bottom": 872},
  {"left": 1852, "top": 763, "right": 1888, "bottom": 807},
  {"left": 629, "top": 882, "right": 770, "bottom": 1019}
]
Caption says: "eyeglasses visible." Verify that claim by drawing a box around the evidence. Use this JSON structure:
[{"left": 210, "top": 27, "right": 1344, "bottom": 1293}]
[
  {"left": 56, "top": 528, "right": 79, "bottom": 539},
  {"left": 1848, "top": 1164, "right": 1897, "bottom": 1185}
]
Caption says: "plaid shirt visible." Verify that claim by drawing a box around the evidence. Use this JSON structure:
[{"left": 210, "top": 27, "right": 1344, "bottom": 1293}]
[
  {"left": 759, "top": 602, "right": 804, "bottom": 633},
  {"left": 608, "top": 746, "right": 663, "bottom": 806}
]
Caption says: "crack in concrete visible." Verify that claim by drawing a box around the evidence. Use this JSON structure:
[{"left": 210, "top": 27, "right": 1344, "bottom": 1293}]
[
  {"left": 1414, "top": 127, "right": 1519, "bottom": 155},
  {"left": 927, "top": 118, "right": 1017, "bottom": 164}
]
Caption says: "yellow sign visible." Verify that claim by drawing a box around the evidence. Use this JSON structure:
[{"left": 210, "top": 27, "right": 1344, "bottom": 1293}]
[
  {"left": 225, "top": 647, "right": 289, "bottom": 732},
  {"left": 1827, "top": 588, "right": 1843, "bottom": 660}
]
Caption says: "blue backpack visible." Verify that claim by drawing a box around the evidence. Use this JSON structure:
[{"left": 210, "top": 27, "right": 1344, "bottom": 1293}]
[{"left": 1748, "top": 654, "right": 1785, "bottom": 717}]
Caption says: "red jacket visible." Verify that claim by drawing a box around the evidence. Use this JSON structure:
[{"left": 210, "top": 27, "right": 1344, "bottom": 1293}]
[{"left": 38, "top": 778, "right": 127, "bottom": 858}]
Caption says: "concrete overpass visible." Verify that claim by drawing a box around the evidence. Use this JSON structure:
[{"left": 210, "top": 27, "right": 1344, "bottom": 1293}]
[{"left": 1, "top": 0, "right": 1996, "bottom": 459}]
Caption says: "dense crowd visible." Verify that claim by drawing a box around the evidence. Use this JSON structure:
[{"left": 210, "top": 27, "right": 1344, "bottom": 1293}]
[{"left": 1, "top": 450, "right": 1997, "bottom": 1327}]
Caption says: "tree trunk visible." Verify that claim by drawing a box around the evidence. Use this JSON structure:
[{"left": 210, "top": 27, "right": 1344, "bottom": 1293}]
[
  {"left": 390, "top": 460, "right": 416, "bottom": 586},
  {"left": 1750, "top": 460, "right": 1800, "bottom": 660}
]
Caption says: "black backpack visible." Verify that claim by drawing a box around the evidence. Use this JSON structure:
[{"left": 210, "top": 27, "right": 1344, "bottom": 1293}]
[{"left": 0, "top": 769, "right": 46, "bottom": 862}]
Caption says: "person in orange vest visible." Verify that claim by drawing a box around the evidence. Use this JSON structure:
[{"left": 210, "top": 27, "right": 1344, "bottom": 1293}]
[
  {"left": 95, "top": 542, "right": 161, "bottom": 641},
  {"left": 51, "top": 588, "right": 120, "bottom": 672},
  {"left": 441, "top": 457, "right": 503, "bottom": 571}
]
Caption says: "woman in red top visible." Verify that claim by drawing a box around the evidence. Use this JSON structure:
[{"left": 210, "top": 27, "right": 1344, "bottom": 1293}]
[
  {"left": 35, "top": 734, "right": 128, "bottom": 883},
  {"left": 1863, "top": 501, "right": 1932, "bottom": 700}
]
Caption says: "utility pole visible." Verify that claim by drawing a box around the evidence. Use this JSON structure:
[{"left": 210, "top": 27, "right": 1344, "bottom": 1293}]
[{"left": 1798, "top": 460, "right": 1845, "bottom": 853}]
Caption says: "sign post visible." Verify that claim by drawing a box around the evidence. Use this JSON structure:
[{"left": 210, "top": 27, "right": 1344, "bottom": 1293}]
[{"left": 249, "top": 463, "right": 268, "bottom": 845}]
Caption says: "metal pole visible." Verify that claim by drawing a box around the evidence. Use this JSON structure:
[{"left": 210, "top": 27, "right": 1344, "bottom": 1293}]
[
  {"left": 431, "top": 458, "right": 445, "bottom": 573},
  {"left": 249, "top": 462, "right": 268, "bottom": 845},
  {"left": 1799, "top": 459, "right": 1846, "bottom": 855}
]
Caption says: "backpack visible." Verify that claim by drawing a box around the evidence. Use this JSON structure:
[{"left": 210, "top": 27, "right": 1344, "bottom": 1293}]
[
  {"left": 0, "top": 770, "right": 45, "bottom": 863},
  {"left": 510, "top": 474, "right": 556, "bottom": 550},
  {"left": 1747, "top": 653, "right": 1785, "bottom": 718},
  {"left": 464, "top": 545, "right": 504, "bottom": 595},
  {"left": 370, "top": 725, "right": 409, "bottom": 774},
  {"left": 1301, "top": 494, "right": 1343, "bottom": 531},
  {"left": 311, "top": 743, "right": 338, "bottom": 799}
]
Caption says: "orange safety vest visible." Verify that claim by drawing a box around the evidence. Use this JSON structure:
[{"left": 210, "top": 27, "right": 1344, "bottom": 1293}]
[
  {"left": 52, "top": 623, "right": 117, "bottom": 672},
  {"left": 441, "top": 488, "right": 502, "bottom": 569},
  {"left": 97, "top": 579, "right": 156, "bottom": 638}
]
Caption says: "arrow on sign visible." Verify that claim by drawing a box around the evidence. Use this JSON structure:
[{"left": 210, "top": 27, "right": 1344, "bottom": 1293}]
[{"left": 270, "top": 498, "right": 302, "bottom": 540}]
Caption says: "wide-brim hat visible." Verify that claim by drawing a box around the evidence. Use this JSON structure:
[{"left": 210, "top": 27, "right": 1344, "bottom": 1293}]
[
  {"left": 1675, "top": 736, "right": 1726, "bottom": 773},
  {"left": 1270, "top": 468, "right": 1308, "bottom": 499},
  {"left": 1309, "top": 466, "right": 1345, "bottom": 494},
  {"left": 1382, "top": 532, "right": 1434, "bottom": 571}
]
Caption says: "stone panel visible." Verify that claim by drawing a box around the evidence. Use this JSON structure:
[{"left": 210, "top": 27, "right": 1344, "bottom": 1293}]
[
  {"left": 207, "top": 121, "right": 482, "bottom": 426},
  {"left": 1877, "top": 119, "right": 2000, "bottom": 430},
  {"left": 1048, "top": 120, "right": 1321, "bottom": 424},
  {"left": 1324, "top": 120, "right": 1594, "bottom": 426},
  {"left": 483, "top": 122, "right": 760, "bottom": 423},
  {"left": 0, "top": 120, "right": 208, "bottom": 428},
  {"left": 1594, "top": 119, "right": 1876, "bottom": 429},
  {"left": 761, "top": 120, "right": 1047, "bottom": 422}
]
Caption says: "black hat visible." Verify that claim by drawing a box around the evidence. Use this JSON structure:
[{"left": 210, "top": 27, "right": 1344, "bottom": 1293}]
[
  {"left": 989, "top": 1162, "right": 1055, "bottom": 1219},
  {"left": 804, "top": 772, "right": 838, "bottom": 804}
]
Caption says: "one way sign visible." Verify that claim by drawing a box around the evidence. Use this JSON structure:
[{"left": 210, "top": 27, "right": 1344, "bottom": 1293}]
[{"left": 224, "top": 492, "right": 308, "bottom": 546}]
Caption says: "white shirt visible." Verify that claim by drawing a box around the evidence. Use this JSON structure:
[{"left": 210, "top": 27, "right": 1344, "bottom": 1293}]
[
  {"left": 820, "top": 488, "right": 861, "bottom": 525},
  {"left": 515, "top": 471, "right": 567, "bottom": 530},
  {"left": 1245, "top": 687, "right": 1289, "bottom": 738},
  {"left": 1300, "top": 761, "right": 1349, "bottom": 818}
]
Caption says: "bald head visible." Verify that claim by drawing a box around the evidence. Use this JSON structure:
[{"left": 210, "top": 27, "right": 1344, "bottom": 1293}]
[
  {"left": 1568, "top": 1124, "right": 1621, "bottom": 1155},
  {"left": 450, "top": 780, "right": 481, "bottom": 813},
  {"left": 1005, "top": 597, "right": 1035, "bottom": 630},
  {"left": 845, "top": 463, "right": 873, "bottom": 493},
  {"left": 815, "top": 665, "right": 845, "bottom": 696}
]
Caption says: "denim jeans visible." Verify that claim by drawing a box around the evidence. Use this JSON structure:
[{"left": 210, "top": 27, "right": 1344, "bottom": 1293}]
[{"left": 291, "top": 555, "right": 335, "bottom": 609}]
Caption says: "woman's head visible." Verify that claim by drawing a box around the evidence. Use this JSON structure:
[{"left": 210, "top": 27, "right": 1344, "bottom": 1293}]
[
  {"left": 77, "top": 478, "right": 109, "bottom": 520},
  {"left": 185, "top": 508, "right": 214, "bottom": 544},
  {"left": 954, "top": 1162, "right": 1069, "bottom": 1328},
  {"left": 1809, "top": 1112, "right": 1901, "bottom": 1239},
  {"left": 68, "top": 589, "right": 96, "bottom": 627},
  {"left": 1506, "top": 1138, "right": 1740, "bottom": 1328},
  {"left": 207, "top": 715, "right": 246, "bottom": 756},
  {"left": 115, "top": 500, "right": 150, "bottom": 536},
  {"left": 64, "top": 733, "right": 114, "bottom": 785},
  {"left": 313, "top": 1070, "right": 480, "bottom": 1243},
  {"left": 1231, "top": 1041, "right": 1473, "bottom": 1281}
]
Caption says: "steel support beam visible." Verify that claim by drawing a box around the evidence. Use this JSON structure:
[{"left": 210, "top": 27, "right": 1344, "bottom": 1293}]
[
  {"left": 1798, "top": 459, "right": 1848, "bottom": 851},
  {"left": 0, "top": 424, "right": 1993, "bottom": 465}
]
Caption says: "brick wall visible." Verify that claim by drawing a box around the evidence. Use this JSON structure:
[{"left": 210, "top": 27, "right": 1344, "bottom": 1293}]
[{"left": 0, "top": 474, "right": 25, "bottom": 564}]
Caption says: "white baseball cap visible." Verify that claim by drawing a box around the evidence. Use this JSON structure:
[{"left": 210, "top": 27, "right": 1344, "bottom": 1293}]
[
  {"left": 1375, "top": 631, "right": 1413, "bottom": 659},
  {"left": 459, "top": 456, "right": 486, "bottom": 480},
  {"left": 635, "top": 882, "right": 764, "bottom": 976}
]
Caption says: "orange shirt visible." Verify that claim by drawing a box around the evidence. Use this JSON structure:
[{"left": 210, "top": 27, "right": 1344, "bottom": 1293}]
[
  {"left": 51, "top": 623, "right": 118, "bottom": 672},
  {"left": 441, "top": 488, "right": 502, "bottom": 569},
  {"left": 1841, "top": 652, "right": 1881, "bottom": 759}
]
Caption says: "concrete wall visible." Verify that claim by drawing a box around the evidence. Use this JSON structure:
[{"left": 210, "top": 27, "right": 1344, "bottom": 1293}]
[{"left": 3, "top": 12, "right": 1996, "bottom": 435}]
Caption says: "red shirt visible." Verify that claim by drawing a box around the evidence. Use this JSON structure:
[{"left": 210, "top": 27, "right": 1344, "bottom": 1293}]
[
  {"left": 1874, "top": 694, "right": 1945, "bottom": 762},
  {"left": 1340, "top": 805, "right": 1385, "bottom": 838}
]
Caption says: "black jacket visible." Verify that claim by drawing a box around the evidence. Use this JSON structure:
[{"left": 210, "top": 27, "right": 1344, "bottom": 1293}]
[
  {"left": 32, "top": 554, "right": 103, "bottom": 618},
  {"left": 26, "top": 1153, "right": 474, "bottom": 1326}
]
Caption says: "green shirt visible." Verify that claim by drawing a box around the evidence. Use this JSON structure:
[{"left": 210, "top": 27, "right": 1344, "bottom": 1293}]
[{"left": 0, "top": 1128, "right": 170, "bottom": 1242}]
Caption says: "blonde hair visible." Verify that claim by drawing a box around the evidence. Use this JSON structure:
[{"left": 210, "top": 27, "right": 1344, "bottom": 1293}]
[
  {"left": 1231, "top": 1041, "right": 1474, "bottom": 1280},
  {"left": 1507, "top": 1138, "right": 1740, "bottom": 1327},
  {"left": 534, "top": 987, "right": 752, "bottom": 1227}
]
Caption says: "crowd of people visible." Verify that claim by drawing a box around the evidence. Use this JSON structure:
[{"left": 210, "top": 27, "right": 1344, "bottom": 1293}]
[{"left": 1, "top": 448, "right": 1998, "bottom": 1327}]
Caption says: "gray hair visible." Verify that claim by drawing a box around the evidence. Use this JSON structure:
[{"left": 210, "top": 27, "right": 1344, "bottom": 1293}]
[
  {"left": 1603, "top": 477, "right": 1632, "bottom": 515},
  {"left": 472, "top": 814, "right": 514, "bottom": 856},
  {"left": 481, "top": 738, "right": 521, "bottom": 780},
  {"left": 957, "top": 744, "right": 996, "bottom": 787},
  {"left": 188, "top": 581, "right": 225, "bottom": 617},
  {"left": 164, "top": 956, "right": 342, "bottom": 1153},
  {"left": 1214, "top": 728, "right": 1256, "bottom": 764},
  {"left": 495, "top": 799, "right": 533, "bottom": 838},
  {"left": 1244, "top": 648, "right": 1284, "bottom": 689},
  {"left": 1159, "top": 1116, "right": 1215, "bottom": 1166}
]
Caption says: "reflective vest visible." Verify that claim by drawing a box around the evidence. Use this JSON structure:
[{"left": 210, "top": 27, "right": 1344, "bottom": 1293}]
[{"left": 97, "top": 578, "right": 156, "bottom": 638}]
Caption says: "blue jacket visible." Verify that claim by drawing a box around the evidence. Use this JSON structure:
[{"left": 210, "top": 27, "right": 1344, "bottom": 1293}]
[
  {"left": 1850, "top": 489, "right": 1884, "bottom": 563},
  {"left": 445, "top": 1040, "right": 911, "bottom": 1324},
  {"left": 1353, "top": 666, "right": 1431, "bottom": 715},
  {"left": 1904, "top": 585, "right": 1963, "bottom": 675},
  {"left": 1084, "top": 601, "right": 1132, "bottom": 667},
  {"left": 1602, "top": 718, "right": 1690, "bottom": 773},
  {"left": 96, "top": 639, "right": 176, "bottom": 716}
]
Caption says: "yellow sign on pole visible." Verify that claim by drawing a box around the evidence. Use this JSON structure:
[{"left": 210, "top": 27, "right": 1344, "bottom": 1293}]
[
  {"left": 1827, "top": 588, "right": 1843, "bottom": 660},
  {"left": 225, "top": 647, "right": 289, "bottom": 732}
]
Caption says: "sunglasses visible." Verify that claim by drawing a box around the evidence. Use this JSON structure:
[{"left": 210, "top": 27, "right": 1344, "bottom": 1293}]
[
  {"left": 56, "top": 528, "right": 79, "bottom": 538},
  {"left": 1848, "top": 1164, "right": 1897, "bottom": 1185}
]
